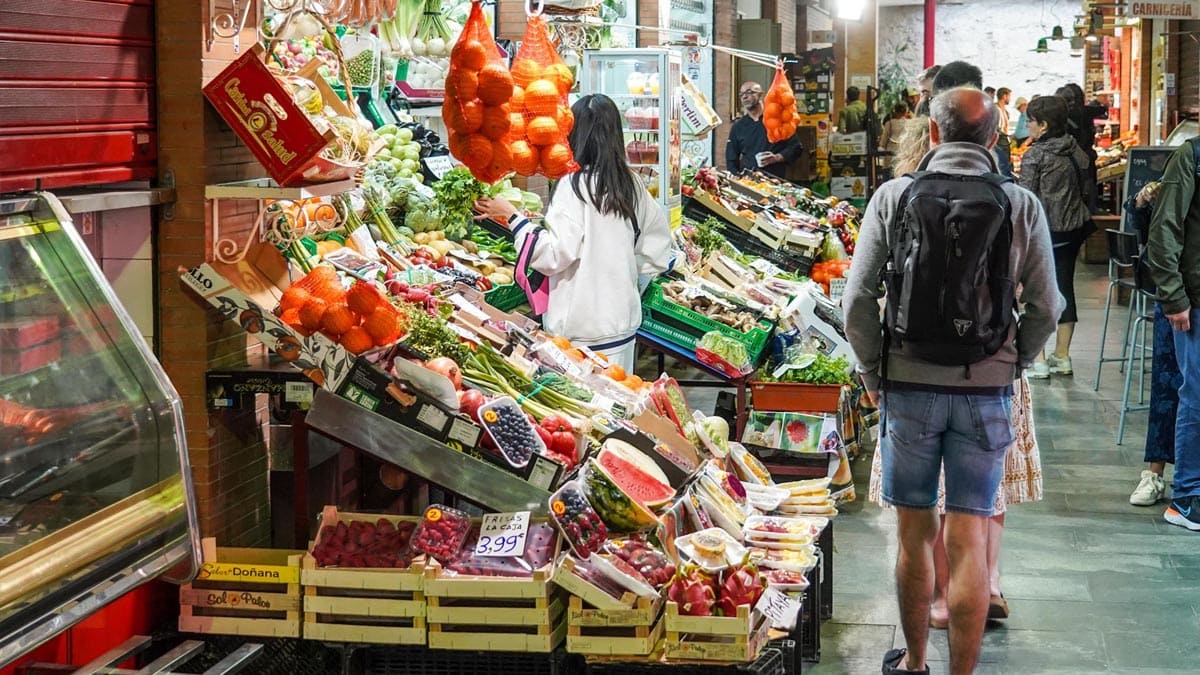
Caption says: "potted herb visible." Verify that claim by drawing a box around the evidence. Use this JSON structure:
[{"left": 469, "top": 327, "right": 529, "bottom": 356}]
[{"left": 750, "top": 352, "right": 852, "bottom": 413}]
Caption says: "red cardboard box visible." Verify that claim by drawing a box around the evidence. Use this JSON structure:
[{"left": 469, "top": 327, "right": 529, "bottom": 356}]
[
  {"left": 0, "top": 317, "right": 60, "bottom": 350},
  {"left": 203, "top": 44, "right": 364, "bottom": 186}
]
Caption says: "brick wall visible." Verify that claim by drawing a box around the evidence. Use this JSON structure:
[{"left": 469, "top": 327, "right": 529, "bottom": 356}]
[
  {"left": 832, "top": 1, "right": 876, "bottom": 126},
  {"left": 157, "top": 0, "right": 272, "bottom": 547},
  {"left": 763, "top": 0, "right": 797, "bottom": 53},
  {"left": 713, "top": 0, "right": 737, "bottom": 169}
]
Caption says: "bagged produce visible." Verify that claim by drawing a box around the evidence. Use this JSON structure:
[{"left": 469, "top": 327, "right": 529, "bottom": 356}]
[
  {"left": 762, "top": 65, "right": 798, "bottom": 143},
  {"left": 444, "top": 1, "right": 514, "bottom": 183},
  {"left": 508, "top": 16, "right": 579, "bottom": 179}
]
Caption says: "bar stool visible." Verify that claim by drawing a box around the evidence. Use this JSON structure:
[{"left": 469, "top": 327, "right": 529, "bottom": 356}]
[
  {"left": 1117, "top": 253, "right": 1158, "bottom": 445},
  {"left": 1094, "top": 229, "right": 1143, "bottom": 391}
]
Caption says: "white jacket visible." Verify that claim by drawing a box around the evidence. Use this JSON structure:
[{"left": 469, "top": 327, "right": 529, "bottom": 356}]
[{"left": 512, "top": 176, "right": 674, "bottom": 347}]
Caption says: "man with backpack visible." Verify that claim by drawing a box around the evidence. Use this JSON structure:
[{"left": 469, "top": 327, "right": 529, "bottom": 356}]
[{"left": 842, "top": 87, "right": 1062, "bottom": 675}]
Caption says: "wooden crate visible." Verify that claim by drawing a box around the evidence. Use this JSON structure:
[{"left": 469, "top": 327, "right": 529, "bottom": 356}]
[
  {"left": 424, "top": 563, "right": 566, "bottom": 652},
  {"left": 178, "top": 538, "right": 304, "bottom": 638},
  {"left": 301, "top": 506, "right": 426, "bottom": 645},
  {"left": 664, "top": 601, "right": 771, "bottom": 662},
  {"left": 566, "top": 595, "right": 665, "bottom": 657}
]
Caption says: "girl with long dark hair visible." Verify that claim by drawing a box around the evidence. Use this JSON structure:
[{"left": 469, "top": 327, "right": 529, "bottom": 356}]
[{"left": 473, "top": 94, "right": 674, "bottom": 370}]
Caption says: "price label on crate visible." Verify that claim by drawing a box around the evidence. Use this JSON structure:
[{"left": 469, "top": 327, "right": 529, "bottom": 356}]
[
  {"left": 828, "top": 277, "right": 847, "bottom": 303},
  {"left": 755, "top": 587, "right": 801, "bottom": 630},
  {"left": 474, "top": 511, "right": 530, "bottom": 557}
]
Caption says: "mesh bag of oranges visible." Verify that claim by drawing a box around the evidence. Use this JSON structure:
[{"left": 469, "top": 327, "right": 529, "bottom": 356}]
[
  {"left": 444, "top": 1, "right": 515, "bottom": 184},
  {"left": 278, "top": 267, "right": 405, "bottom": 354},
  {"left": 763, "top": 65, "right": 798, "bottom": 143},
  {"left": 507, "top": 16, "right": 579, "bottom": 179}
]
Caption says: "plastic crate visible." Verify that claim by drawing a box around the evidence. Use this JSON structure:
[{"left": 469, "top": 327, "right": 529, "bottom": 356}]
[
  {"left": 584, "top": 644, "right": 788, "bottom": 675},
  {"left": 485, "top": 283, "right": 527, "bottom": 312},
  {"left": 639, "top": 279, "right": 774, "bottom": 365},
  {"left": 716, "top": 222, "right": 815, "bottom": 278},
  {"left": 362, "top": 645, "right": 574, "bottom": 675}
]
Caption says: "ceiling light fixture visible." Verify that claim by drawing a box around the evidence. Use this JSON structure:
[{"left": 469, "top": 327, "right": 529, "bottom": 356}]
[{"left": 837, "top": 0, "right": 865, "bottom": 21}]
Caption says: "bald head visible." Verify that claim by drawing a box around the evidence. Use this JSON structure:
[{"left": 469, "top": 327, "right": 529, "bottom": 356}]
[{"left": 928, "top": 87, "right": 1000, "bottom": 149}]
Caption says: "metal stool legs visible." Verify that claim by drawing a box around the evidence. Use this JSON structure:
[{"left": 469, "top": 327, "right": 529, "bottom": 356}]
[
  {"left": 1095, "top": 276, "right": 1138, "bottom": 390},
  {"left": 1118, "top": 293, "right": 1154, "bottom": 445}
]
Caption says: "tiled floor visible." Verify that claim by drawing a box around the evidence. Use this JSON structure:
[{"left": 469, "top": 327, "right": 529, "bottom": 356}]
[{"left": 806, "top": 265, "right": 1200, "bottom": 674}]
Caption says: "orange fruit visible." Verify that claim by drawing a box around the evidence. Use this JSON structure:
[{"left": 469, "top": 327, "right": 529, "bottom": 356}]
[
  {"left": 480, "top": 104, "right": 511, "bottom": 141},
  {"left": 280, "top": 307, "right": 302, "bottom": 327},
  {"left": 452, "top": 39, "right": 488, "bottom": 72},
  {"left": 523, "top": 79, "right": 560, "bottom": 116},
  {"left": 511, "top": 140, "right": 538, "bottom": 176},
  {"left": 448, "top": 131, "right": 469, "bottom": 161},
  {"left": 459, "top": 100, "right": 484, "bottom": 134},
  {"left": 488, "top": 140, "right": 513, "bottom": 177},
  {"left": 340, "top": 326, "right": 374, "bottom": 354},
  {"left": 542, "top": 63, "right": 574, "bottom": 96},
  {"left": 556, "top": 104, "right": 574, "bottom": 134},
  {"left": 508, "top": 112, "right": 526, "bottom": 139},
  {"left": 295, "top": 265, "right": 337, "bottom": 293},
  {"left": 510, "top": 85, "right": 525, "bottom": 110},
  {"left": 363, "top": 306, "right": 403, "bottom": 345},
  {"left": 465, "top": 134, "right": 494, "bottom": 169},
  {"left": 526, "top": 116, "right": 559, "bottom": 146},
  {"left": 568, "top": 348, "right": 585, "bottom": 361},
  {"left": 298, "top": 297, "right": 328, "bottom": 331},
  {"left": 446, "top": 68, "right": 478, "bottom": 101},
  {"left": 780, "top": 88, "right": 795, "bottom": 106},
  {"left": 764, "top": 102, "right": 781, "bottom": 119},
  {"left": 604, "top": 364, "right": 627, "bottom": 381},
  {"left": 321, "top": 304, "right": 357, "bottom": 336},
  {"left": 625, "top": 374, "right": 644, "bottom": 390},
  {"left": 346, "top": 282, "right": 382, "bottom": 316},
  {"left": 477, "top": 63, "right": 515, "bottom": 106},
  {"left": 511, "top": 58, "right": 543, "bottom": 88},
  {"left": 540, "top": 143, "right": 572, "bottom": 178},
  {"left": 551, "top": 335, "right": 572, "bottom": 350},
  {"left": 279, "top": 285, "right": 310, "bottom": 313}
]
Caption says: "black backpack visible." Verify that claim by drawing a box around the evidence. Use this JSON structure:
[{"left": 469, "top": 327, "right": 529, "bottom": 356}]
[{"left": 882, "top": 169, "right": 1017, "bottom": 371}]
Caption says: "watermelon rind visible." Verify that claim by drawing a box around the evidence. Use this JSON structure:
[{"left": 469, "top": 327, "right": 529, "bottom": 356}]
[{"left": 582, "top": 459, "right": 658, "bottom": 533}]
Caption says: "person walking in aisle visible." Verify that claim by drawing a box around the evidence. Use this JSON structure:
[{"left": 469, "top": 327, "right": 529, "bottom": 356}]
[
  {"left": 472, "top": 94, "right": 674, "bottom": 372},
  {"left": 1125, "top": 181, "right": 1181, "bottom": 506},
  {"left": 725, "top": 81, "right": 805, "bottom": 180},
  {"left": 844, "top": 87, "right": 1062, "bottom": 675},
  {"left": 1013, "top": 96, "right": 1031, "bottom": 146},
  {"left": 994, "top": 87, "right": 1014, "bottom": 177},
  {"left": 838, "top": 86, "right": 869, "bottom": 133},
  {"left": 1017, "top": 96, "right": 1093, "bottom": 379},
  {"left": 1147, "top": 138, "right": 1200, "bottom": 531},
  {"left": 1057, "top": 83, "right": 1105, "bottom": 211},
  {"left": 879, "top": 102, "right": 911, "bottom": 156}
]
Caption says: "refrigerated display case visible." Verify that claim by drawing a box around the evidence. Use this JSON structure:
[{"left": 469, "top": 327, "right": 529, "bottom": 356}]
[
  {"left": 581, "top": 49, "right": 683, "bottom": 221},
  {"left": 0, "top": 193, "right": 200, "bottom": 666}
]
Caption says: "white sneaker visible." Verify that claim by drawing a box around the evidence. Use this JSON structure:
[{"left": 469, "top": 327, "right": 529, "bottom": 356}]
[
  {"left": 1130, "top": 470, "right": 1167, "bottom": 506},
  {"left": 1029, "top": 361, "right": 1050, "bottom": 379},
  {"left": 1047, "top": 354, "right": 1073, "bottom": 375}
]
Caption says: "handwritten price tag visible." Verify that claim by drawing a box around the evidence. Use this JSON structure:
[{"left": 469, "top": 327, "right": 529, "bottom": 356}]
[
  {"left": 755, "top": 587, "right": 801, "bottom": 630},
  {"left": 474, "top": 511, "right": 530, "bottom": 558},
  {"left": 423, "top": 155, "right": 455, "bottom": 179}
]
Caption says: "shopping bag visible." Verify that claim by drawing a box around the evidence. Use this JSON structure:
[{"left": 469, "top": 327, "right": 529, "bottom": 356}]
[
  {"left": 515, "top": 229, "right": 551, "bottom": 315},
  {"left": 763, "top": 65, "right": 798, "bottom": 143},
  {"left": 445, "top": 0, "right": 515, "bottom": 184},
  {"left": 508, "top": 16, "right": 579, "bottom": 179}
]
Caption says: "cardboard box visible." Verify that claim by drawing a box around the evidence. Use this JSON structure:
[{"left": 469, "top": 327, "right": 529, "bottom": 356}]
[
  {"left": 0, "top": 317, "right": 60, "bottom": 350},
  {"left": 831, "top": 132, "right": 868, "bottom": 156},
  {"left": 741, "top": 411, "right": 840, "bottom": 455},
  {"left": 680, "top": 73, "right": 721, "bottom": 137},
  {"left": 335, "top": 356, "right": 483, "bottom": 451},
  {"left": 203, "top": 44, "right": 364, "bottom": 186},
  {"left": 180, "top": 244, "right": 355, "bottom": 389},
  {"left": 0, "top": 341, "right": 60, "bottom": 375}
]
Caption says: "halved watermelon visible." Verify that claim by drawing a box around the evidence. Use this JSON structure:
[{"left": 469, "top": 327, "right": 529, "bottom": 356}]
[{"left": 598, "top": 439, "right": 676, "bottom": 508}]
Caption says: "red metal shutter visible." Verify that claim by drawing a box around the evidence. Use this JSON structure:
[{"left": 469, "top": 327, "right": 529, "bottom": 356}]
[{"left": 0, "top": 0, "right": 156, "bottom": 192}]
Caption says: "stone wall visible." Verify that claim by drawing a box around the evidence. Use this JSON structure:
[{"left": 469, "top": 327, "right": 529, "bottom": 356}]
[{"left": 878, "top": 0, "right": 1083, "bottom": 100}]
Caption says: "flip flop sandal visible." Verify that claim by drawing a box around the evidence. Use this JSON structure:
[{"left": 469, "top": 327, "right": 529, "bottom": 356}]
[
  {"left": 988, "top": 593, "right": 1010, "bottom": 619},
  {"left": 882, "top": 648, "right": 930, "bottom": 675}
]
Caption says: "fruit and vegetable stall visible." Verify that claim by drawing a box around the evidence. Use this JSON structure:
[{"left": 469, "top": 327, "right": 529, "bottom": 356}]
[{"left": 180, "top": 1, "right": 878, "bottom": 669}]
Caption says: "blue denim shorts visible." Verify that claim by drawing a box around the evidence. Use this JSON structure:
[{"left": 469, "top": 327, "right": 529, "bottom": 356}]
[{"left": 880, "top": 390, "right": 1014, "bottom": 516}]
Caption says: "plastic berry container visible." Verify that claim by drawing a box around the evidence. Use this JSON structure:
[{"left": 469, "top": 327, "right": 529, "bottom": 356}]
[
  {"left": 478, "top": 396, "right": 546, "bottom": 468},
  {"left": 548, "top": 480, "right": 608, "bottom": 559},
  {"left": 411, "top": 504, "right": 472, "bottom": 564}
]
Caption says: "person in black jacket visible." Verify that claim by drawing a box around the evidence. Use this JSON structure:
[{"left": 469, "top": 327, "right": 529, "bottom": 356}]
[
  {"left": 1056, "top": 83, "right": 1107, "bottom": 210},
  {"left": 725, "top": 81, "right": 804, "bottom": 181}
]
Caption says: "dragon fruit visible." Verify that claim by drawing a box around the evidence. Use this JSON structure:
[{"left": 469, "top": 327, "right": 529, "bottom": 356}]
[
  {"left": 668, "top": 565, "right": 718, "bottom": 616},
  {"left": 717, "top": 563, "right": 766, "bottom": 617}
]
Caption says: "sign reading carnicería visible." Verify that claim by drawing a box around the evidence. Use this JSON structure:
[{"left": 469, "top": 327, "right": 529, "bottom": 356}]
[{"left": 1128, "top": 0, "right": 1199, "bottom": 18}]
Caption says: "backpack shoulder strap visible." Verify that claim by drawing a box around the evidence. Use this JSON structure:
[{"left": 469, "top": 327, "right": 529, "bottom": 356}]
[{"left": 1190, "top": 137, "right": 1200, "bottom": 177}]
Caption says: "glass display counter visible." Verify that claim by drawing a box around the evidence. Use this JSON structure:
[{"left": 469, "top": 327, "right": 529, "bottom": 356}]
[{"left": 0, "top": 193, "right": 200, "bottom": 666}]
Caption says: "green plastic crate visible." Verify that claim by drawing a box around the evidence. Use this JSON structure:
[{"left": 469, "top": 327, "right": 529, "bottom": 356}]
[
  {"left": 639, "top": 279, "right": 774, "bottom": 364},
  {"left": 485, "top": 283, "right": 526, "bottom": 312}
]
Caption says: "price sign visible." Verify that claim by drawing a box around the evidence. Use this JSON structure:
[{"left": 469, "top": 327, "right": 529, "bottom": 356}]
[
  {"left": 285, "top": 381, "right": 313, "bottom": 404},
  {"left": 474, "top": 511, "right": 530, "bottom": 557},
  {"left": 755, "top": 587, "right": 801, "bottom": 630},
  {"left": 423, "top": 155, "right": 456, "bottom": 179}
]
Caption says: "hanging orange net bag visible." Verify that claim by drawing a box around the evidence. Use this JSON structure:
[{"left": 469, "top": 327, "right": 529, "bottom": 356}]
[
  {"left": 444, "top": 1, "right": 515, "bottom": 183},
  {"left": 762, "top": 64, "right": 798, "bottom": 143},
  {"left": 507, "top": 15, "right": 579, "bottom": 179}
]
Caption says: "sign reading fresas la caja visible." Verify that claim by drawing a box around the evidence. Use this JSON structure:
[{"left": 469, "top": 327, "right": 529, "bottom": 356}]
[{"left": 1128, "top": 0, "right": 1199, "bottom": 18}]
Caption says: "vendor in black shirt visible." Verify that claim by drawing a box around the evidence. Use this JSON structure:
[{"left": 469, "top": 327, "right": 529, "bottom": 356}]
[{"left": 725, "top": 81, "right": 804, "bottom": 180}]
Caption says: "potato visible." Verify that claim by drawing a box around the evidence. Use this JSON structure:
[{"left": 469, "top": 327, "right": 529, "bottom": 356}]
[
  {"left": 477, "top": 261, "right": 497, "bottom": 276},
  {"left": 419, "top": 245, "right": 443, "bottom": 260},
  {"left": 431, "top": 231, "right": 446, "bottom": 241},
  {"left": 429, "top": 240, "right": 454, "bottom": 256},
  {"left": 414, "top": 232, "right": 431, "bottom": 245},
  {"left": 487, "top": 272, "right": 509, "bottom": 286}
]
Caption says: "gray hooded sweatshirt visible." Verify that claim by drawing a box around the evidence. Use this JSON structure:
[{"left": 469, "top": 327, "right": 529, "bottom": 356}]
[{"left": 842, "top": 142, "right": 1065, "bottom": 393}]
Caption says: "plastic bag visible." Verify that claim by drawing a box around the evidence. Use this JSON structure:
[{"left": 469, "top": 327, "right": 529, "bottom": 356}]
[
  {"left": 762, "top": 65, "right": 797, "bottom": 143},
  {"left": 695, "top": 331, "right": 753, "bottom": 378},
  {"left": 508, "top": 16, "right": 579, "bottom": 179},
  {"left": 445, "top": 0, "right": 514, "bottom": 183}
]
